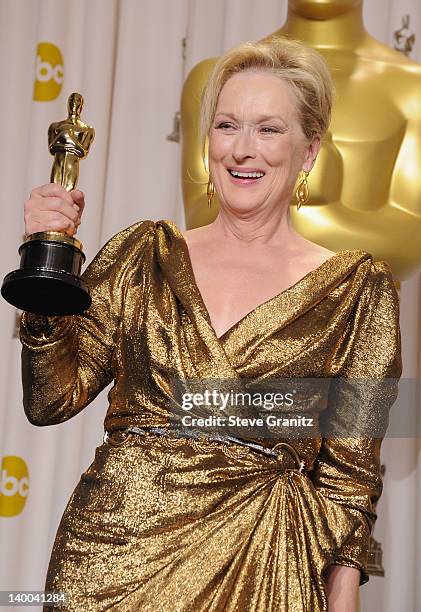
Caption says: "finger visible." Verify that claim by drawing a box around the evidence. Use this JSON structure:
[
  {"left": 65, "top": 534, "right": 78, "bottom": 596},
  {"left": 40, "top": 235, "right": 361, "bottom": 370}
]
[
  {"left": 36, "top": 196, "right": 80, "bottom": 223},
  {"left": 71, "top": 189, "right": 84, "bottom": 203},
  {"left": 25, "top": 211, "right": 76, "bottom": 236},
  {"left": 24, "top": 203, "right": 77, "bottom": 236},
  {"left": 70, "top": 190, "right": 85, "bottom": 215},
  {"left": 30, "top": 183, "right": 74, "bottom": 204},
  {"left": 63, "top": 225, "right": 77, "bottom": 237}
]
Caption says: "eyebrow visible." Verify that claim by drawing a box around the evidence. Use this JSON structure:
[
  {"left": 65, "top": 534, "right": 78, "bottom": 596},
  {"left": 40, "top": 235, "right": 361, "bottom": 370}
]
[{"left": 214, "top": 112, "right": 288, "bottom": 126}]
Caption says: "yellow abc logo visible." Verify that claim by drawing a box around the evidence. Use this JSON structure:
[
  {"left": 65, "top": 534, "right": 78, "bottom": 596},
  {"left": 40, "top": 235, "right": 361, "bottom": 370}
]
[
  {"left": 0, "top": 456, "right": 30, "bottom": 517},
  {"left": 33, "top": 42, "right": 64, "bottom": 101}
]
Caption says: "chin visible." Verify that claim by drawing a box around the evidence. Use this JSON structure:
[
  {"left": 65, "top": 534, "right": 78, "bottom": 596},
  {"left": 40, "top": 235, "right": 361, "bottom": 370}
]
[
  {"left": 290, "top": 0, "right": 360, "bottom": 19},
  {"left": 223, "top": 197, "right": 266, "bottom": 213}
]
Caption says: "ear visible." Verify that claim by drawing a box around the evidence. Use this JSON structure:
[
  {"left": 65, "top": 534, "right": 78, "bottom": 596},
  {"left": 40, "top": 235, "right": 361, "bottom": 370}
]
[{"left": 302, "top": 136, "right": 321, "bottom": 173}]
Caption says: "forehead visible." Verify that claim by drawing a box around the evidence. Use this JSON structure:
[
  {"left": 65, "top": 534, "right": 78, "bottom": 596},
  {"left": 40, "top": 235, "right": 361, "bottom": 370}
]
[{"left": 216, "top": 71, "right": 298, "bottom": 118}]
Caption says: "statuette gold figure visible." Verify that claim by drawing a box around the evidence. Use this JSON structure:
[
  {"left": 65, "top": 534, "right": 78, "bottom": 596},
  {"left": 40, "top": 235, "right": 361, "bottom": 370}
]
[{"left": 48, "top": 92, "right": 95, "bottom": 192}]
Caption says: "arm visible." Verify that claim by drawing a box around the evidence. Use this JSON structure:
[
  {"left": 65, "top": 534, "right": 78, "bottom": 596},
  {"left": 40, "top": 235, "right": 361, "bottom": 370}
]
[
  {"left": 20, "top": 220, "right": 152, "bottom": 426},
  {"left": 310, "top": 260, "right": 402, "bottom": 588},
  {"left": 47, "top": 123, "right": 58, "bottom": 150},
  {"left": 325, "top": 565, "right": 360, "bottom": 612},
  {"left": 79, "top": 127, "right": 95, "bottom": 156}
]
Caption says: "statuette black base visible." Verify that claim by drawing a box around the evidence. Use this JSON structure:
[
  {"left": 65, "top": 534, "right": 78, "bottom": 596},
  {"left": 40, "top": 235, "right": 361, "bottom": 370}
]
[{"left": 1, "top": 232, "right": 91, "bottom": 316}]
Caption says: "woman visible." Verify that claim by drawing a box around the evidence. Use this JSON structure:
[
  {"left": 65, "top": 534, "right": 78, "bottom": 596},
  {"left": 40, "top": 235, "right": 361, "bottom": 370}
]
[{"left": 21, "top": 37, "right": 402, "bottom": 611}]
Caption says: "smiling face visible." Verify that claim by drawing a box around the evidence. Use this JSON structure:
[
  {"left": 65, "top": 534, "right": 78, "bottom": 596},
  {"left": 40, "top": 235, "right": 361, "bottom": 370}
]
[{"left": 208, "top": 71, "right": 320, "bottom": 215}]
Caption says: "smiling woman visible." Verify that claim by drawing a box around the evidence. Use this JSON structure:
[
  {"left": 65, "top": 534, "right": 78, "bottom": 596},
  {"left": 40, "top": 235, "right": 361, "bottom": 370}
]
[
  {"left": 183, "top": 38, "right": 336, "bottom": 341},
  {"left": 19, "top": 35, "right": 401, "bottom": 612}
]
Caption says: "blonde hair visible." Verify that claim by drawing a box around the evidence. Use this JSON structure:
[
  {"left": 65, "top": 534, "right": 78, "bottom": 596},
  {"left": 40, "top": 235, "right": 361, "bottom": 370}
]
[{"left": 200, "top": 36, "right": 335, "bottom": 161}]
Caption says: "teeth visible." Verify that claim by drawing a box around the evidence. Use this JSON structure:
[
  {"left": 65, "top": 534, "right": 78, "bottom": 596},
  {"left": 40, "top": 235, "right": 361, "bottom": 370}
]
[{"left": 230, "top": 170, "right": 265, "bottom": 178}]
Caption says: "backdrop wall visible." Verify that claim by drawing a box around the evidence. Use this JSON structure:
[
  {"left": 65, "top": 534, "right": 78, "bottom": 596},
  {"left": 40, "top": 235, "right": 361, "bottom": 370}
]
[{"left": 0, "top": 1, "right": 419, "bottom": 611}]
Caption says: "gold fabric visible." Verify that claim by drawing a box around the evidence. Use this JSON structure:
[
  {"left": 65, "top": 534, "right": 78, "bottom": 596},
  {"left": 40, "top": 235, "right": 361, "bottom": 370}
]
[{"left": 20, "top": 220, "right": 402, "bottom": 611}]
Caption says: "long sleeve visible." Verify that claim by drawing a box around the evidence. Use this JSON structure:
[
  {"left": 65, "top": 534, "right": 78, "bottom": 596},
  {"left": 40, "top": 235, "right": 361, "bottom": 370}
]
[
  {"left": 20, "top": 220, "right": 153, "bottom": 426},
  {"left": 310, "top": 260, "right": 402, "bottom": 585}
]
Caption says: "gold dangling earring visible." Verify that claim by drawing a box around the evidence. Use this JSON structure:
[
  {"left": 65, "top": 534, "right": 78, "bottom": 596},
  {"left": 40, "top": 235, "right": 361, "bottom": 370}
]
[
  {"left": 296, "top": 170, "right": 310, "bottom": 211},
  {"left": 207, "top": 177, "right": 215, "bottom": 208}
]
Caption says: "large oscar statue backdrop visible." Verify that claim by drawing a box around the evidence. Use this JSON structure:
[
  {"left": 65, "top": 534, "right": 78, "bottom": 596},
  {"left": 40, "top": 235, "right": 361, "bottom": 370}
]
[{"left": 0, "top": 3, "right": 420, "bottom": 612}]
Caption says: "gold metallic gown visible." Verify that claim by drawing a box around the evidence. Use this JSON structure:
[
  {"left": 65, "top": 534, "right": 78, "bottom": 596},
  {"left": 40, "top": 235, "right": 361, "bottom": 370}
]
[{"left": 19, "top": 220, "right": 402, "bottom": 612}]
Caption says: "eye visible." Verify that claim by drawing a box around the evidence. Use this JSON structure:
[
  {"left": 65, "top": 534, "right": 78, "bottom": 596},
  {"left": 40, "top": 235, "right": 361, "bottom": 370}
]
[
  {"left": 259, "top": 126, "right": 279, "bottom": 134},
  {"left": 214, "top": 122, "right": 237, "bottom": 130}
]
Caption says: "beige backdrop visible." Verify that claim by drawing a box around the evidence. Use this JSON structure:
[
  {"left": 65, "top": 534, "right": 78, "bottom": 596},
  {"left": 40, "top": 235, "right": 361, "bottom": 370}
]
[{"left": 0, "top": 1, "right": 419, "bottom": 611}]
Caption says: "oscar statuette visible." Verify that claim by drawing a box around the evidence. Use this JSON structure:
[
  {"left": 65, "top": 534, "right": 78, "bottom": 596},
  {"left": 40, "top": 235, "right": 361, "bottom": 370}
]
[{"left": 1, "top": 92, "right": 95, "bottom": 315}]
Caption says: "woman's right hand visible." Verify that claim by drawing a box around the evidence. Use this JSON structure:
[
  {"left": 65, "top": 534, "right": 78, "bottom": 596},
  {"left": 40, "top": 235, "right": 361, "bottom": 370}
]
[{"left": 24, "top": 183, "right": 85, "bottom": 238}]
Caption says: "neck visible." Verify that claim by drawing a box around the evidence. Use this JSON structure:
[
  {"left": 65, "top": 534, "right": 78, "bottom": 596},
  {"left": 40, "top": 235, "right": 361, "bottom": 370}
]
[
  {"left": 274, "top": 3, "right": 366, "bottom": 51},
  {"left": 208, "top": 206, "right": 301, "bottom": 248}
]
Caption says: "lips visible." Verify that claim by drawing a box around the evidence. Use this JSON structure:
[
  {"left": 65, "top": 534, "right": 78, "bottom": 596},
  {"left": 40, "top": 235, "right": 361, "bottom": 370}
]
[{"left": 227, "top": 168, "right": 266, "bottom": 182}]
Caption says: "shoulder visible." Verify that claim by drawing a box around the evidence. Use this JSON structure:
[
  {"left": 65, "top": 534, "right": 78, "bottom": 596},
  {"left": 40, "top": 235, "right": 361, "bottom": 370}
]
[
  {"left": 364, "top": 259, "right": 397, "bottom": 294},
  {"left": 340, "top": 250, "right": 396, "bottom": 286},
  {"left": 83, "top": 220, "right": 156, "bottom": 281},
  {"left": 100, "top": 220, "right": 155, "bottom": 252},
  {"left": 331, "top": 252, "right": 400, "bottom": 322},
  {"left": 362, "top": 35, "right": 420, "bottom": 69},
  {"left": 347, "top": 252, "right": 398, "bottom": 296},
  {"left": 353, "top": 257, "right": 400, "bottom": 326},
  {"left": 336, "top": 255, "right": 402, "bottom": 378}
]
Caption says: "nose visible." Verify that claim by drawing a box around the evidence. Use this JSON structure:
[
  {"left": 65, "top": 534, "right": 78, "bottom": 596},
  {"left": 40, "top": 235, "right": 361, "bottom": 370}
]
[{"left": 232, "top": 127, "right": 256, "bottom": 162}]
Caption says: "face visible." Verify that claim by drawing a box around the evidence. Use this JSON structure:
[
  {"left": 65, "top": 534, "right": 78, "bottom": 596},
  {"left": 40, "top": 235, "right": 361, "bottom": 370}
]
[
  {"left": 208, "top": 71, "right": 320, "bottom": 215},
  {"left": 68, "top": 93, "right": 83, "bottom": 115},
  {"left": 289, "top": 0, "right": 361, "bottom": 19}
]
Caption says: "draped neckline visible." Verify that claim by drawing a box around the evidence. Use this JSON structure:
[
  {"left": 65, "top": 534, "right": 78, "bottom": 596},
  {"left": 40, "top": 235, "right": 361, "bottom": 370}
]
[{"left": 156, "top": 220, "right": 371, "bottom": 347}]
